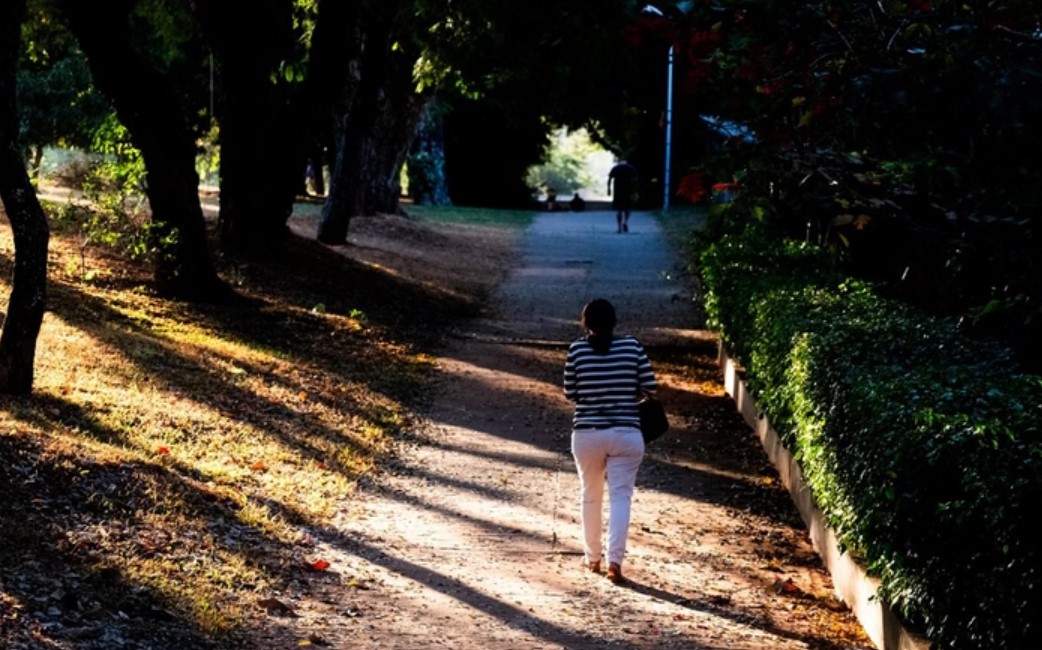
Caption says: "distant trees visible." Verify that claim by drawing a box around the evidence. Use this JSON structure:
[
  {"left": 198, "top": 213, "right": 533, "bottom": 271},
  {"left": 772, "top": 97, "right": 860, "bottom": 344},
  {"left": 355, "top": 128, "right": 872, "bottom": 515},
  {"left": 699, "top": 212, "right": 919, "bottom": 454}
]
[
  {"left": 16, "top": 6, "right": 109, "bottom": 182},
  {"left": 526, "top": 128, "right": 599, "bottom": 198},
  {"left": 1, "top": 0, "right": 642, "bottom": 391}
]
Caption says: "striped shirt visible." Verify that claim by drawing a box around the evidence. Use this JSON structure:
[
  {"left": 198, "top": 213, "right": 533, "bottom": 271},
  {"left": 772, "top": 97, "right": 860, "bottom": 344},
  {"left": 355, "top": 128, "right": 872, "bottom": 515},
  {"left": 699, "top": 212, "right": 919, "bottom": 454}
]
[{"left": 563, "top": 336, "right": 657, "bottom": 429}]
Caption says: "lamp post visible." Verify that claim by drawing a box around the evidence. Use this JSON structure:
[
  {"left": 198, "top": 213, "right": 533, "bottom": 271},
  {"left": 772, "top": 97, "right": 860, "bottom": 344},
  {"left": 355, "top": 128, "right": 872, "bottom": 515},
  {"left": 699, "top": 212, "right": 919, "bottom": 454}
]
[{"left": 642, "top": 5, "right": 673, "bottom": 210}]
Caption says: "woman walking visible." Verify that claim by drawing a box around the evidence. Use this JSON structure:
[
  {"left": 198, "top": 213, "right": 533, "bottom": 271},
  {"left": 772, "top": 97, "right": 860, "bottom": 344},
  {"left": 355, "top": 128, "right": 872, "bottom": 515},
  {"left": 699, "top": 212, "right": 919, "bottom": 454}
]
[{"left": 563, "top": 299, "right": 657, "bottom": 583}]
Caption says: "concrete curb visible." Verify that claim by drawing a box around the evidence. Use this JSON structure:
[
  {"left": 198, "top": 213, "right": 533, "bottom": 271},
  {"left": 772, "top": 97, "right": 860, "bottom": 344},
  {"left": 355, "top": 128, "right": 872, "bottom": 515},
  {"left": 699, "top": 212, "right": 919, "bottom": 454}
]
[{"left": 718, "top": 343, "right": 930, "bottom": 650}]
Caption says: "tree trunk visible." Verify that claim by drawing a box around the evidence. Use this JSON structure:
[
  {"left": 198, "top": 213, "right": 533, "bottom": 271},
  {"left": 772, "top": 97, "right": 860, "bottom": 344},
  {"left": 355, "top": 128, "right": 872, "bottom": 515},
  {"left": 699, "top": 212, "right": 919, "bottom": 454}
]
[
  {"left": 0, "top": 0, "right": 49, "bottom": 394},
  {"left": 215, "top": 67, "right": 298, "bottom": 259},
  {"left": 190, "top": 0, "right": 300, "bottom": 260},
  {"left": 57, "top": 0, "right": 226, "bottom": 301},
  {"left": 408, "top": 102, "right": 453, "bottom": 206},
  {"left": 317, "top": 75, "right": 381, "bottom": 243},
  {"left": 317, "top": 4, "right": 397, "bottom": 243},
  {"left": 360, "top": 53, "right": 429, "bottom": 215}
]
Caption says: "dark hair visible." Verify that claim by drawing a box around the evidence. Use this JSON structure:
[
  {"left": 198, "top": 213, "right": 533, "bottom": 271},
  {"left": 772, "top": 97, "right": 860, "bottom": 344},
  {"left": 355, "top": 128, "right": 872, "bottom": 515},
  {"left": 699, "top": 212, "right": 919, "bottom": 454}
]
[{"left": 581, "top": 299, "right": 616, "bottom": 354}]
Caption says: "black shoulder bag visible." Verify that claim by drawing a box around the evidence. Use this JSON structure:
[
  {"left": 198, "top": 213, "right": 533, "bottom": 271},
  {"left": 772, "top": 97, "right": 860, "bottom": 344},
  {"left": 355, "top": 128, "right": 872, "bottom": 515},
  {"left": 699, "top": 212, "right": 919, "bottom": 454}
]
[{"left": 638, "top": 396, "right": 669, "bottom": 443}]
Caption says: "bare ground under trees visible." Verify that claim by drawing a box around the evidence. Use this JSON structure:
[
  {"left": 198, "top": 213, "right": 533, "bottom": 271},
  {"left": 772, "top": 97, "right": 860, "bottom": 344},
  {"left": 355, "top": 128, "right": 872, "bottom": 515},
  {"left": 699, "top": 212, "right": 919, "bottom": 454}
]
[{"left": 1, "top": 195, "right": 874, "bottom": 649}]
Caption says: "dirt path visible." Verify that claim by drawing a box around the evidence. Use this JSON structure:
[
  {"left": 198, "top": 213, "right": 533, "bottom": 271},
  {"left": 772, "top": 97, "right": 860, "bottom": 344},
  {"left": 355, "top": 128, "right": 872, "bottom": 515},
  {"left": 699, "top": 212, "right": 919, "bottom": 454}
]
[{"left": 258, "top": 211, "right": 874, "bottom": 649}]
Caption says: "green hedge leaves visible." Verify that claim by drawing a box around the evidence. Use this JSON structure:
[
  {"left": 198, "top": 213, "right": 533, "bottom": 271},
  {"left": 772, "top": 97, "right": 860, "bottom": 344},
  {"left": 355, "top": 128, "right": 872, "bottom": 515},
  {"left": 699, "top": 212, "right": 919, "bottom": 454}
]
[{"left": 699, "top": 231, "right": 1042, "bottom": 650}]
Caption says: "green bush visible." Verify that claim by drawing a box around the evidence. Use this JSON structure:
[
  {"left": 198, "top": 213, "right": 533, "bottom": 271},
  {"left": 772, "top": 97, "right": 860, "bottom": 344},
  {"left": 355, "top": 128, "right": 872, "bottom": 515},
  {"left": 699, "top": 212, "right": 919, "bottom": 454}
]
[{"left": 699, "top": 230, "right": 1042, "bottom": 650}]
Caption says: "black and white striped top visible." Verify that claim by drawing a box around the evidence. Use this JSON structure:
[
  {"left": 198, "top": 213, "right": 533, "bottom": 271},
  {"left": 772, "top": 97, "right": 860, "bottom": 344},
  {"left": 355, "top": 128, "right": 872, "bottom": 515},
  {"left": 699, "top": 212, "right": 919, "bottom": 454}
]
[{"left": 563, "top": 336, "right": 657, "bottom": 429}]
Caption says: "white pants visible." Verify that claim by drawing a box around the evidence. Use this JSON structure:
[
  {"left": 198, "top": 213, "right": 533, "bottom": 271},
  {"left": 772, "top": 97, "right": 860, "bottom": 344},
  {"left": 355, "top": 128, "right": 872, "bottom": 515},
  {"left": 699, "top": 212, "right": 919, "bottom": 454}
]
[{"left": 571, "top": 426, "right": 644, "bottom": 565}]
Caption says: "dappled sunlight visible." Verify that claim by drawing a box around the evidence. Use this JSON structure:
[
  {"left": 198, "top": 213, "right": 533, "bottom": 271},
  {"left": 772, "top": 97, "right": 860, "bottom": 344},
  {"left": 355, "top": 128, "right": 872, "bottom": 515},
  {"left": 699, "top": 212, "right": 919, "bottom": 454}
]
[
  {"left": 1, "top": 187, "right": 874, "bottom": 648},
  {"left": 322, "top": 446, "right": 842, "bottom": 649},
  {"left": 367, "top": 306, "right": 867, "bottom": 648},
  {"left": 29, "top": 304, "right": 396, "bottom": 520},
  {"left": 0, "top": 214, "right": 496, "bottom": 644}
]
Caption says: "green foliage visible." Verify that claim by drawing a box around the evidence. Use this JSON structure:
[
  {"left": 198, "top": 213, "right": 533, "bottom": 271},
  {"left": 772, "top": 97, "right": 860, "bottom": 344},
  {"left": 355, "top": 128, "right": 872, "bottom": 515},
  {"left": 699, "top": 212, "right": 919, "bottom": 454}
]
[
  {"left": 17, "top": 1, "right": 111, "bottom": 156},
  {"left": 195, "top": 120, "right": 220, "bottom": 187},
  {"left": 60, "top": 115, "right": 179, "bottom": 269},
  {"left": 419, "top": 0, "right": 634, "bottom": 206},
  {"left": 631, "top": 0, "right": 1042, "bottom": 367},
  {"left": 129, "top": 0, "right": 200, "bottom": 72},
  {"left": 700, "top": 229, "right": 1042, "bottom": 650},
  {"left": 406, "top": 149, "right": 447, "bottom": 206},
  {"left": 525, "top": 128, "right": 600, "bottom": 196}
]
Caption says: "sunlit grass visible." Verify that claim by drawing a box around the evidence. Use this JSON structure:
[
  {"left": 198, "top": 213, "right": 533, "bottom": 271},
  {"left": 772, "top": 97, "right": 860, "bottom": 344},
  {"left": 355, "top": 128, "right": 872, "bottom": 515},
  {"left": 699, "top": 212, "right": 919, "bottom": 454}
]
[{"left": 0, "top": 197, "right": 499, "bottom": 643}]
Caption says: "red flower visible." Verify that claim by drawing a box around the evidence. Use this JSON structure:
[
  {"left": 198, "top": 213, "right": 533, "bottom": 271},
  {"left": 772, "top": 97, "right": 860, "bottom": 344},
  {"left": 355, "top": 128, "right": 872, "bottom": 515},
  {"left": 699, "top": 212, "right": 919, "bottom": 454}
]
[{"left": 676, "top": 172, "right": 709, "bottom": 204}]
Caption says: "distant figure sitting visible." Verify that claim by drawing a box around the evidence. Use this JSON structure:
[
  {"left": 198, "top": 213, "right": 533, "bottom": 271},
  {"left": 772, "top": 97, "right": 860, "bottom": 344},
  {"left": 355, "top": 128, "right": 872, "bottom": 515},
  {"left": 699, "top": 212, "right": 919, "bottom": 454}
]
[
  {"left": 570, "top": 192, "right": 586, "bottom": 212},
  {"left": 546, "top": 187, "right": 559, "bottom": 212}
]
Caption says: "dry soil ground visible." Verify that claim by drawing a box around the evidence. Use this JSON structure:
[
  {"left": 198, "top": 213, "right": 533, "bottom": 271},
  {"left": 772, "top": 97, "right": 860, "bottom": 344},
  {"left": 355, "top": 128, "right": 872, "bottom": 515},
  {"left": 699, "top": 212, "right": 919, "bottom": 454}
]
[
  {"left": 244, "top": 208, "right": 877, "bottom": 649},
  {"left": 1, "top": 193, "right": 876, "bottom": 649}
]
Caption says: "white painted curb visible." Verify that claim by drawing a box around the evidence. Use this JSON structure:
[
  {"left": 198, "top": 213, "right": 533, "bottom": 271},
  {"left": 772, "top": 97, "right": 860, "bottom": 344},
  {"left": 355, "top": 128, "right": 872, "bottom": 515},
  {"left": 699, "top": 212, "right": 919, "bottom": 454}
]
[{"left": 719, "top": 343, "right": 930, "bottom": 650}]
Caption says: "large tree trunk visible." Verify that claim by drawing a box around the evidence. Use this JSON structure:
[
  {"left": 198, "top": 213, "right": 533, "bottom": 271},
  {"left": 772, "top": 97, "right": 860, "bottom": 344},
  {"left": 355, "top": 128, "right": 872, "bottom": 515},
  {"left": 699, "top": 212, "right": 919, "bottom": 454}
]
[
  {"left": 58, "top": 0, "right": 226, "bottom": 301},
  {"left": 0, "top": 0, "right": 49, "bottom": 394},
  {"left": 317, "top": 3, "right": 398, "bottom": 243},
  {"left": 214, "top": 65, "right": 298, "bottom": 259},
  {"left": 360, "top": 53, "right": 429, "bottom": 215},
  {"left": 191, "top": 0, "right": 300, "bottom": 260},
  {"left": 193, "top": 0, "right": 361, "bottom": 258},
  {"left": 317, "top": 75, "right": 382, "bottom": 242},
  {"left": 300, "top": 0, "right": 362, "bottom": 203}
]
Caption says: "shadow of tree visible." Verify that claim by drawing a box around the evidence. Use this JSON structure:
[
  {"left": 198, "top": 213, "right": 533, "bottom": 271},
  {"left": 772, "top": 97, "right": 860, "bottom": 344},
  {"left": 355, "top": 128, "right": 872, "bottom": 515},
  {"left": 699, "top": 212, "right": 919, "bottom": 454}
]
[
  {"left": 622, "top": 578, "right": 856, "bottom": 650},
  {"left": 0, "top": 427, "right": 310, "bottom": 647}
]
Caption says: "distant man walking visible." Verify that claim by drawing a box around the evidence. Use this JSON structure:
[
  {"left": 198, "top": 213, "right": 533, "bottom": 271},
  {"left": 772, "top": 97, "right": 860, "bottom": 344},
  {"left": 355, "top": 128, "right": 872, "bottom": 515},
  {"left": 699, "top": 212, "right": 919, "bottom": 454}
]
[{"left": 607, "top": 159, "right": 637, "bottom": 233}]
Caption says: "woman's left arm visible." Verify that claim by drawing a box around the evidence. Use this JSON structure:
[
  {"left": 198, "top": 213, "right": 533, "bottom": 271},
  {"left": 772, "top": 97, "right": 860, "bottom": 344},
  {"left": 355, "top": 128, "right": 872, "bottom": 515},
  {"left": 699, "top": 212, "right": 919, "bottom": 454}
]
[{"left": 636, "top": 343, "right": 657, "bottom": 396}]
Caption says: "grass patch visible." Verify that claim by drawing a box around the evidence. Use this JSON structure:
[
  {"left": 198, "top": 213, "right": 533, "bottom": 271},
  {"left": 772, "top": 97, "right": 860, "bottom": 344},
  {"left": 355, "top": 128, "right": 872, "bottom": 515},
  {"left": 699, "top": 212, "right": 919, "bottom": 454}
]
[
  {"left": 403, "top": 203, "right": 538, "bottom": 229},
  {"left": 0, "top": 195, "right": 516, "bottom": 647}
]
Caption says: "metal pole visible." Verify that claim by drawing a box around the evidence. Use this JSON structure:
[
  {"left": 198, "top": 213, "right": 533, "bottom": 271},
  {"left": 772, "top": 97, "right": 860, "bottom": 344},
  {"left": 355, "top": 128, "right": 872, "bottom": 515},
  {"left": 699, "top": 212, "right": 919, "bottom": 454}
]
[{"left": 663, "top": 44, "right": 674, "bottom": 210}]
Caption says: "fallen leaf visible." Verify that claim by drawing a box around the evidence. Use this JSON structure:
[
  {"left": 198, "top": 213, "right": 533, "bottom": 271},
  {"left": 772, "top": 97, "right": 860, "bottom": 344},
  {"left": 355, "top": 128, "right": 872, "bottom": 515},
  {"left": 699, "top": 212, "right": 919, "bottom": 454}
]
[
  {"left": 250, "top": 460, "right": 267, "bottom": 472},
  {"left": 772, "top": 577, "right": 799, "bottom": 594},
  {"left": 309, "top": 559, "right": 330, "bottom": 571},
  {"left": 157, "top": 446, "right": 170, "bottom": 456}
]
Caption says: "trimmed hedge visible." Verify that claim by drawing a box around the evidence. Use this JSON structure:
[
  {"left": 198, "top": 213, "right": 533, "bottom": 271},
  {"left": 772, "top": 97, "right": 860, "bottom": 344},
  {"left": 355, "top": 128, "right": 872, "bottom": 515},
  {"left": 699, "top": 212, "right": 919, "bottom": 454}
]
[{"left": 699, "top": 231, "right": 1042, "bottom": 650}]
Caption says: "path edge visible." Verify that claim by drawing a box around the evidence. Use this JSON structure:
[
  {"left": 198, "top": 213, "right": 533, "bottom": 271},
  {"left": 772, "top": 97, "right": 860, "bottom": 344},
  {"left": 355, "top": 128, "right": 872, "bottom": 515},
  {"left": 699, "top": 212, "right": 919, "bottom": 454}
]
[{"left": 717, "top": 342, "right": 931, "bottom": 650}]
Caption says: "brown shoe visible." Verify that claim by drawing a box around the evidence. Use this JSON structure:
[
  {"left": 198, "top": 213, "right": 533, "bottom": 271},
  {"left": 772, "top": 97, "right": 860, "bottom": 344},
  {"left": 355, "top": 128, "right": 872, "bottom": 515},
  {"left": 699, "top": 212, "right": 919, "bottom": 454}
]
[
  {"left": 606, "top": 562, "right": 623, "bottom": 584},
  {"left": 582, "top": 559, "right": 601, "bottom": 574}
]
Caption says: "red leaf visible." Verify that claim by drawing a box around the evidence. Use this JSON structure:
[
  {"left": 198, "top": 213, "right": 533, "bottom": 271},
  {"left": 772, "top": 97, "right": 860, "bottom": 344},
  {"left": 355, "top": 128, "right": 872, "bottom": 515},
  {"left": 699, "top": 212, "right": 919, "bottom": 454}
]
[
  {"left": 157, "top": 446, "right": 170, "bottom": 455},
  {"left": 309, "top": 559, "right": 330, "bottom": 571}
]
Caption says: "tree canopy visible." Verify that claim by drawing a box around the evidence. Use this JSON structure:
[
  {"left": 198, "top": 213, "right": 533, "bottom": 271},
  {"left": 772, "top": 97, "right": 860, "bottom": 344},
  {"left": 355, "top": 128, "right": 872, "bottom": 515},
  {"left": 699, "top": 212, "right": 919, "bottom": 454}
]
[{"left": 623, "top": 0, "right": 1042, "bottom": 370}]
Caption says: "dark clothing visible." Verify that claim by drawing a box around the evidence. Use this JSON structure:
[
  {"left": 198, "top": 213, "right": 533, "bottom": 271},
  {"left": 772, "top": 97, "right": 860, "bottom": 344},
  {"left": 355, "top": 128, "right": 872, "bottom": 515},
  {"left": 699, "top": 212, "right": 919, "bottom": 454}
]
[{"left": 608, "top": 162, "right": 638, "bottom": 211}]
